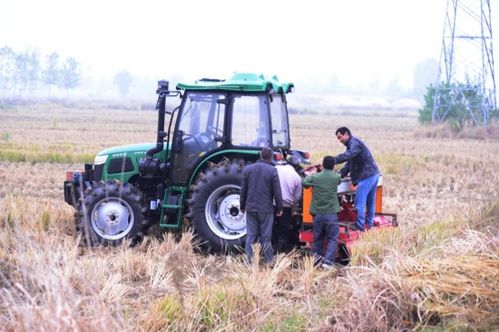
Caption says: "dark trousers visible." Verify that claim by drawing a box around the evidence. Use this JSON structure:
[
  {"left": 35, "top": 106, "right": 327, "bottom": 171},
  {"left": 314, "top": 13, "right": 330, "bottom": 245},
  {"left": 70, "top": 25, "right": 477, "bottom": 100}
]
[
  {"left": 273, "top": 207, "right": 293, "bottom": 253},
  {"left": 245, "top": 212, "right": 274, "bottom": 263},
  {"left": 312, "top": 214, "right": 339, "bottom": 264}
]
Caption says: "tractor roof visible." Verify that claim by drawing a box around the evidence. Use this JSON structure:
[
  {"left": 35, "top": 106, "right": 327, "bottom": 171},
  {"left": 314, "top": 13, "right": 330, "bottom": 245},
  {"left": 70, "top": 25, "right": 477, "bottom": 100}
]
[{"left": 176, "top": 73, "right": 294, "bottom": 94}]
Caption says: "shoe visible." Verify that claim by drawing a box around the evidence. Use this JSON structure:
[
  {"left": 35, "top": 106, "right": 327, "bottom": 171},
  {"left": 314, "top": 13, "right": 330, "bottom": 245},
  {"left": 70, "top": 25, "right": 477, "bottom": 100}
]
[
  {"left": 321, "top": 262, "right": 334, "bottom": 270},
  {"left": 354, "top": 225, "right": 366, "bottom": 232},
  {"left": 313, "top": 254, "right": 324, "bottom": 267}
]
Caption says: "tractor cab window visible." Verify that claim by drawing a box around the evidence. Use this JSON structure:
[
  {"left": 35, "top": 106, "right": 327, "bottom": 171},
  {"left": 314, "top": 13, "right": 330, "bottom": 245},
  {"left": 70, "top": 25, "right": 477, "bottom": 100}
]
[
  {"left": 270, "top": 94, "right": 290, "bottom": 147},
  {"left": 172, "top": 92, "right": 226, "bottom": 183},
  {"left": 231, "top": 94, "right": 271, "bottom": 147}
]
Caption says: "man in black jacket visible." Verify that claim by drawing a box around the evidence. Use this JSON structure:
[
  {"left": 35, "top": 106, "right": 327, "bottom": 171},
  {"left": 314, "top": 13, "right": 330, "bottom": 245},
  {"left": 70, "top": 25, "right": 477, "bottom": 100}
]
[
  {"left": 334, "top": 127, "right": 380, "bottom": 232},
  {"left": 240, "top": 147, "right": 283, "bottom": 264}
]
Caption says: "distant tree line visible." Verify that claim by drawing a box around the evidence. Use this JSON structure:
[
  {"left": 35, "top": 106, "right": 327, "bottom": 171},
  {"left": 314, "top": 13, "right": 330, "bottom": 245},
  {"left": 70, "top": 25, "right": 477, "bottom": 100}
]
[{"left": 0, "top": 46, "right": 82, "bottom": 97}]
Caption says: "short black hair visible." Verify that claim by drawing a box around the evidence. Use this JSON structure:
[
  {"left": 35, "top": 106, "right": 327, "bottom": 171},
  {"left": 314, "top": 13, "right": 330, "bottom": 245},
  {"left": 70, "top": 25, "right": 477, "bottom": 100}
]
[
  {"left": 335, "top": 127, "right": 351, "bottom": 136},
  {"left": 260, "top": 147, "right": 273, "bottom": 161},
  {"left": 323, "top": 156, "right": 335, "bottom": 170}
]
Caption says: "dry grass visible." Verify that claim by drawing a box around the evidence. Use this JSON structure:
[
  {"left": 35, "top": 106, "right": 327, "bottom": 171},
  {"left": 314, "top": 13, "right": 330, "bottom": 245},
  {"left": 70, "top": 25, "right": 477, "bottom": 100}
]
[
  {"left": 0, "top": 105, "right": 498, "bottom": 331},
  {"left": 415, "top": 122, "right": 499, "bottom": 140},
  {"left": 333, "top": 205, "right": 498, "bottom": 331}
]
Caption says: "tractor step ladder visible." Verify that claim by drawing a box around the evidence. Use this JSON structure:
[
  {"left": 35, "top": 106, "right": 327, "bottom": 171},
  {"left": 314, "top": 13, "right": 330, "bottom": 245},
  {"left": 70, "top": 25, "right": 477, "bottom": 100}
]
[{"left": 160, "top": 186, "right": 187, "bottom": 229}]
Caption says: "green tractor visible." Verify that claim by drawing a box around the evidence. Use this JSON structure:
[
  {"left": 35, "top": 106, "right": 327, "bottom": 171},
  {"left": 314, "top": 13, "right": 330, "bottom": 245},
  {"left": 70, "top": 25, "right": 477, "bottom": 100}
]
[{"left": 64, "top": 73, "right": 309, "bottom": 251}]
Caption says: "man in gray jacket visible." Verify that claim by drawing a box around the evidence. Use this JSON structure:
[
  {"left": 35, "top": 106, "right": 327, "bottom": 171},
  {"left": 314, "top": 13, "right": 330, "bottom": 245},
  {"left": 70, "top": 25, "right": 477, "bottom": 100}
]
[{"left": 240, "top": 147, "right": 283, "bottom": 264}]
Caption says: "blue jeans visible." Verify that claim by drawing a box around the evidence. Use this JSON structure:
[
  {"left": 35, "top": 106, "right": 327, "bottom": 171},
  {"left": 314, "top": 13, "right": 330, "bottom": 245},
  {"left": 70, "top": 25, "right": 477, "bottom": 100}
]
[
  {"left": 312, "top": 214, "right": 339, "bottom": 264},
  {"left": 245, "top": 212, "right": 274, "bottom": 263},
  {"left": 355, "top": 174, "right": 379, "bottom": 230}
]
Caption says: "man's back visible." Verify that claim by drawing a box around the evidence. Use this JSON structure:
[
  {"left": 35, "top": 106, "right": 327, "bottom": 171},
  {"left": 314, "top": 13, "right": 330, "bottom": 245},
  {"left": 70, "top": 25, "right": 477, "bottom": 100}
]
[
  {"left": 240, "top": 160, "right": 283, "bottom": 213},
  {"left": 302, "top": 156, "right": 341, "bottom": 267},
  {"left": 275, "top": 164, "right": 302, "bottom": 208},
  {"left": 302, "top": 169, "right": 341, "bottom": 215}
]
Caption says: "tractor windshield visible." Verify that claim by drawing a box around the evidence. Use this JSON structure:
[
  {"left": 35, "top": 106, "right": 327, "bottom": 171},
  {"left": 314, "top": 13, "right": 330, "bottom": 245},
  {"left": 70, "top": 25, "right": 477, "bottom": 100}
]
[{"left": 270, "top": 94, "right": 290, "bottom": 147}]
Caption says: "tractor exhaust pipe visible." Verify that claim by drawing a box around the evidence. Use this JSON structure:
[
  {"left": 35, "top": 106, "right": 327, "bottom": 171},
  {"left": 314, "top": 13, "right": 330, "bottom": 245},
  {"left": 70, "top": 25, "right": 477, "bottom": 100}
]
[
  {"left": 139, "top": 80, "right": 171, "bottom": 177},
  {"left": 146, "top": 80, "right": 170, "bottom": 158}
]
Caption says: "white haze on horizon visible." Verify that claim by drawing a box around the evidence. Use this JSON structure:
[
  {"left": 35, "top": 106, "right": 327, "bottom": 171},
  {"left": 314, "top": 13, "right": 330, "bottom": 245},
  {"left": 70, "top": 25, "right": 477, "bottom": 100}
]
[{"left": 0, "top": 0, "right": 497, "bottom": 98}]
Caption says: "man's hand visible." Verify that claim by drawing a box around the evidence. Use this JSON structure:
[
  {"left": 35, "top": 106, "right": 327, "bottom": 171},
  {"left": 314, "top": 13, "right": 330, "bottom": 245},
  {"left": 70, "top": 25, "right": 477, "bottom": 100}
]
[
  {"left": 303, "top": 164, "right": 319, "bottom": 177},
  {"left": 276, "top": 210, "right": 283, "bottom": 217}
]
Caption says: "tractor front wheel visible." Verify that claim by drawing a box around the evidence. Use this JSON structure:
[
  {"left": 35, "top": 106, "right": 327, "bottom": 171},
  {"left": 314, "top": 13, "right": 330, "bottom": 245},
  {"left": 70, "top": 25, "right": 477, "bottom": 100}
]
[
  {"left": 187, "top": 159, "right": 247, "bottom": 252},
  {"left": 76, "top": 181, "right": 148, "bottom": 246}
]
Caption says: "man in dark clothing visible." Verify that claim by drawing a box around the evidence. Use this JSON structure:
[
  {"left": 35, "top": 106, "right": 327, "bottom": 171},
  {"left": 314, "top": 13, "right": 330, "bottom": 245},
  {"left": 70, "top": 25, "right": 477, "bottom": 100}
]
[
  {"left": 334, "top": 127, "right": 380, "bottom": 232},
  {"left": 302, "top": 156, "right": 341, "bottom": 268},
  {"left": 240, "top": 147, "right": 283, "bottom": 264}
]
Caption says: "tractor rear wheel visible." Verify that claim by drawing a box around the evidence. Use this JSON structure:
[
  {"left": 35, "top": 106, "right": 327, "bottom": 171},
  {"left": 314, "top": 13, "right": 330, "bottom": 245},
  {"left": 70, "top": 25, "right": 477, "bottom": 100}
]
[
  {"left": 75, "top": 181, "right": 148, "bottom": 246},
  {"left": 187, "top": 159, "right": 247, "bottom": 252}
]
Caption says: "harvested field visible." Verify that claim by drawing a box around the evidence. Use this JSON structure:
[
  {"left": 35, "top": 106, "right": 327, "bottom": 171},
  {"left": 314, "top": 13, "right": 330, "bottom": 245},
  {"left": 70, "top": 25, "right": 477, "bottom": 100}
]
[{"left": 0, "top": 105, "right": 498, "bottom": 331}]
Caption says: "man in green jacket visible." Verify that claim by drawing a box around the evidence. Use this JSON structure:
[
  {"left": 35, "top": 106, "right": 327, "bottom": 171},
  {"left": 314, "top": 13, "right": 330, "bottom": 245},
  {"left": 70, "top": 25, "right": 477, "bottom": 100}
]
[{"left": 302, "top": 156, "right": 341, "bottom": 268}]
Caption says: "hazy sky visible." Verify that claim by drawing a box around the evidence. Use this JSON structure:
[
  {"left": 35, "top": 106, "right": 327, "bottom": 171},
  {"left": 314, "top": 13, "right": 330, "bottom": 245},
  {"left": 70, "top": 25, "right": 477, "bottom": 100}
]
[{"left": 1, "top": 0, "right": 497, "bottom": 90}]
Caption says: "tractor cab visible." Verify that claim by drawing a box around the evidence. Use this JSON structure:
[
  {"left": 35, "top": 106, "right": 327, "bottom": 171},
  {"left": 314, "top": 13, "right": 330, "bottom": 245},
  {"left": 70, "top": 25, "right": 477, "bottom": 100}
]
[{"left": 168, "top": 74, "right": 293, "bottom": 185}]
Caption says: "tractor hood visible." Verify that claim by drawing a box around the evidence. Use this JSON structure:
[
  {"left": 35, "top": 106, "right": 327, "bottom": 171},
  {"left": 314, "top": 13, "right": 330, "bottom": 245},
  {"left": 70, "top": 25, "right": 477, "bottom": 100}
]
[
  {"left": 95, "top": 143, "right": 170, "bottom": 163},
  {"left": 92, "top": 142, "right": 171, "bottom": 183}
]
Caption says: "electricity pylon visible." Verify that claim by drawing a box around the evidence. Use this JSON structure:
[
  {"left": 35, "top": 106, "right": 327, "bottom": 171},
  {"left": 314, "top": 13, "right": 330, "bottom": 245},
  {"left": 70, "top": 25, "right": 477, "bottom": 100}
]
[{"left": 432, "top": 0, "right": 496, "bottom": 125}]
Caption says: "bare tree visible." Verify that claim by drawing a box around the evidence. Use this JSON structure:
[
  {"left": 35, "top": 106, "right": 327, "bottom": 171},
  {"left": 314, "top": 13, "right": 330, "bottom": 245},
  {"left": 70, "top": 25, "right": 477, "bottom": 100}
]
[
  {"left": 14, "top": 50, "right": 40, "bottom": 97},
  {"left": 413, "top": 58, "right": 439, "bottom": 99},
  {"left": 0, "top": 46, "right": 16, "bottom": 97},
  {"left": 42, "top": 52, "right": 61, "bottom": 96},
  {"left": 113, "top": 70, "right": 133, "bottom": 97},
  {"left": 58, "top": 57, "right": 81, "bottom": 95}
]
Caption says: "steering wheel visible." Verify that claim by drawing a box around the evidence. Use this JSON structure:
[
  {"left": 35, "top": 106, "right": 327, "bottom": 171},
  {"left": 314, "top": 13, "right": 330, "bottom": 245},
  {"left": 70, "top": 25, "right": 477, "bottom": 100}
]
[
  {"left": 182, "top": 133, "right": 203, "bottom": 150},
  {"left": 207, "top": 125, "right": 224, "bottom": 138},
  {"left": 197, "top": 132, "right": 212, "bottom": 145}
]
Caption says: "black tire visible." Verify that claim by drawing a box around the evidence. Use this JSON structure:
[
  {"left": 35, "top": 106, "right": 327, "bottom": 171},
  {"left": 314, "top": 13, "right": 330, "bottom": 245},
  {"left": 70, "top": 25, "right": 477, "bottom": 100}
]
[
  {"left": 187, "top": 159, "right": 248, "bottom": 253},
  {"left": 75, "top": 180, "right": 148, "bottom": 246}
]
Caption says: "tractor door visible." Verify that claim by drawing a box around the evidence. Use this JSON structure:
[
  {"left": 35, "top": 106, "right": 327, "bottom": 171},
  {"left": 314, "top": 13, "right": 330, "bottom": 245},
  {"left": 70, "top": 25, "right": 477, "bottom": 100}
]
[
  {"left": 171, "top": 92, "right": 227, "bottom": 184},
  {"left": 230, "top": 94, "right": 271, "bottom": 148},
  {"left": 269, "top": 93, "right": 290, "bottom": 148}
]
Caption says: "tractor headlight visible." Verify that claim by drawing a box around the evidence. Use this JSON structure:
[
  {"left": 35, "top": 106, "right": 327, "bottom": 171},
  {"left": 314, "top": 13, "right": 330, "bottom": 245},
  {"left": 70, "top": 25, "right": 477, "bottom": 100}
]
[{"left": 94, "top": 155, "right": 108, "bottom": 165}]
